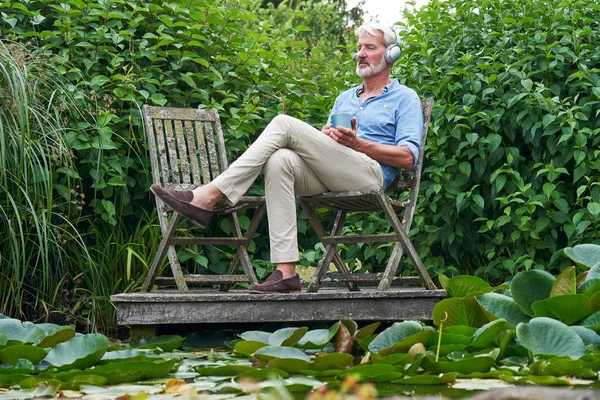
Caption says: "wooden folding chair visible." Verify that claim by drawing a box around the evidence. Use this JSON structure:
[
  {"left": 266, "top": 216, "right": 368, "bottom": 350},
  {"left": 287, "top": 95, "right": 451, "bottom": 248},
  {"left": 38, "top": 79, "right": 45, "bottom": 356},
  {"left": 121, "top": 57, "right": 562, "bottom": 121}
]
[
  {"left": 141, "top": 106, "right": 265, "bottom": 292},
  {"left": 299, "top": 98, "right": 436, "bottom": 292}
]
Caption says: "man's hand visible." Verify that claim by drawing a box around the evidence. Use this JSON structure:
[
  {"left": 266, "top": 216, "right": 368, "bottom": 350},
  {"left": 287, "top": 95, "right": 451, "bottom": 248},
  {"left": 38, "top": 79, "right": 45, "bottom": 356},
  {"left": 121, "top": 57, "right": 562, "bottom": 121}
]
[{"left": 322, "top": 117, "right": 361, "bottom": 150}]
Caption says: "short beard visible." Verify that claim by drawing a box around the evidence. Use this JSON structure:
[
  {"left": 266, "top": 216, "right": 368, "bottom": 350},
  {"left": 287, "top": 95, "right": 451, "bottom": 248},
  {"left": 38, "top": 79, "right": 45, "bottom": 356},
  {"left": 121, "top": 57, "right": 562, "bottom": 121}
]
[{"left": 356, "top": 54, "right": 388, "bottom": 78}]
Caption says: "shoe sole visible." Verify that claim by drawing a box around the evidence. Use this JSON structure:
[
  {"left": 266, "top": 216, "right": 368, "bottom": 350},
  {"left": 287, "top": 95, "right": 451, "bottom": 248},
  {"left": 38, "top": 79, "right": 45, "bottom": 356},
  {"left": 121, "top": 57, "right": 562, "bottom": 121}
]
[{"left": 150, "top": 185, "right": 209, "bottom": 229}]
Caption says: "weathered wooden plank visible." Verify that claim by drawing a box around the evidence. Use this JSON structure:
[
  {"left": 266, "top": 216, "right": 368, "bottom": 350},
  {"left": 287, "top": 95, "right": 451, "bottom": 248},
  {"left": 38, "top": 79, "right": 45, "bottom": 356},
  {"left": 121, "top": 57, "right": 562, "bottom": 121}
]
[
  {"left": 194, "top": 120, "right": 211, "bottom": 185},
  {"left": 155, "top": 274, "right": 249, "bottom": 284},
  {"left": 184, "top": 120, "right": 202, "bottom": 185},
  {"left": 112, "top": 287, "right": 447, "bottom": 325},
  {"left": 144, "top": 106, "right": 217, "bottom": 122},
  {"left": 203, "top": 120, "right": 220, "bottom": 180},
  {"left": 322, "top": 234, "right": 398, "bottom": 245},
  {"left": 174, "top": 119, "right": 191, "bottom": 185}
]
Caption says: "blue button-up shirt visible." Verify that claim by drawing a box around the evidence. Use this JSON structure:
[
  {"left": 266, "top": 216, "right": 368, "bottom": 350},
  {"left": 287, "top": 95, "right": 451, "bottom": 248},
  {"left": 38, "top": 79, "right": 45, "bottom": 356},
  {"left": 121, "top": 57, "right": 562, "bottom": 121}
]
[{"left": 328, "top": 80, "right": 423, "bottom": 188}]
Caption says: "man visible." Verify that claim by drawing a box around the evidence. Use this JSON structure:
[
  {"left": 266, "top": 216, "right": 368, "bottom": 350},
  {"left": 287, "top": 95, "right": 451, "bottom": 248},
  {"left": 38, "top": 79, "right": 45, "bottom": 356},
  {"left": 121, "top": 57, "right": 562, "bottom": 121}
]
[{"left": 151, "top": 24, "right": 424, "bottom": 294}]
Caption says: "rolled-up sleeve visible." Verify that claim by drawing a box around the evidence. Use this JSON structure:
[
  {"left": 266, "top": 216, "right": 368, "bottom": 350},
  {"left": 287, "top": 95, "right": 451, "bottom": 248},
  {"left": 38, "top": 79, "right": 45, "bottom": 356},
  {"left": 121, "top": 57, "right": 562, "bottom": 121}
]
[{"left": 395, "top": 94, "right": 424, "bottom": 170}]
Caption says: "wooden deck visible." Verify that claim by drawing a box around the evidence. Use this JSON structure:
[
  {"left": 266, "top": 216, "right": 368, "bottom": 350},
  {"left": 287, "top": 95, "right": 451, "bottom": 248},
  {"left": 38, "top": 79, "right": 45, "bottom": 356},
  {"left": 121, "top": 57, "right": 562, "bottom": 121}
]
[{"left": 111, "top": 287, "right": 447, "bottom": 326}]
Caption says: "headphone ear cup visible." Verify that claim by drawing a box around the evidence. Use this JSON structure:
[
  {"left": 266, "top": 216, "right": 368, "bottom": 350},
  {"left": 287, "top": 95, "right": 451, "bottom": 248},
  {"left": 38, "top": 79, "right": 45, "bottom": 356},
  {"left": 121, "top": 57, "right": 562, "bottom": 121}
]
[{"left": 385, "top": 43, "right": 402, "bottom": 64}]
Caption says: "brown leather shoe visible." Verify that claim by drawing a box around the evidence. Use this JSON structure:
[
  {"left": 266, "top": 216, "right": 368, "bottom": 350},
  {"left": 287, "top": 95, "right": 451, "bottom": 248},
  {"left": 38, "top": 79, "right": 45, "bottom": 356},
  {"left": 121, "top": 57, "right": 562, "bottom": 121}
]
[
  {"left": 150, "top": 184, "right": 213, "bottom": 228},
  {"left": 248, "top": 270, "right": 301, "bottom": 294}
]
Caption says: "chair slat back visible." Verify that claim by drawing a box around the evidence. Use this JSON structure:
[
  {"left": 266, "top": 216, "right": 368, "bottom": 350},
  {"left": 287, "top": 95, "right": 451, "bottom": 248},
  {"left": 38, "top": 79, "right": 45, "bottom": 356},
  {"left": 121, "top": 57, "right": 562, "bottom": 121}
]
[{"left": 144, "top": 106, "right": 229, "bottom": 189}]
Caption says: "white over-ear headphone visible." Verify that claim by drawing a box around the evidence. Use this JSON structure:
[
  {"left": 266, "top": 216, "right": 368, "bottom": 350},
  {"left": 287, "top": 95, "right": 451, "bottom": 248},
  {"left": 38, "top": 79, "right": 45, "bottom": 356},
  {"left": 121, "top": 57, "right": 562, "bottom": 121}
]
[{"left": 384, "top": 27, "right": 402, "bottom": 64}]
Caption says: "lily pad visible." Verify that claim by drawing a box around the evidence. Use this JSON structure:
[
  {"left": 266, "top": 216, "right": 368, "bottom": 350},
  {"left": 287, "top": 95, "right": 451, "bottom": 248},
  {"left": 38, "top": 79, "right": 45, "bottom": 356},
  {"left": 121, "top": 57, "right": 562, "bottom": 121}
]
[
  {"left": 355, "top": 322, "right": 380, "bottom": 340},
  {"left": 438, "top": 274, "right": 492, "bottom": 298},
  {"left": 531, "top": 294, "right": 591, "bottom": 325},
  {"left": 339, "top": 363, "right": 404, "bottom": 382},
  {"left": 510, "top": 270, "right": 555, "bottom": 316},
  {"left": 424, "top": 355, "right": 496, "bottom": 374},
  {"left": 368, "top": 321, "right": 424, "bottom": 354},
  {"left": 0, "top": 345, "right": 47, "bottom": 365},
  {"left": 132, "top": 335, "right": 184, "bottom": 352},
  {"left": 268, "top": 327, "right": 307, "bottom": 347},
  {"left": 578, "top": 278, "right": 600, "bottom": 294},
  {"left": 253, "top": 346, "right": 311, "bottom": 363},
  {"left": 476, "top": 293, "right": 530, "bottom": 326},
  {"left": 90, "top": 358, "right": 178, "bottom": 384},
  {"left": 393, "top": 372, "right": 458, "bottom": 385},
  {"left": 194, "top": 365, "right": 255, "bottom": 376},
  {"left": 0, "top": 319, "right": 46, "bottom": 345},
  {"left": 0, "top": 359, "right": 34, "bottom": 375},
  {"left": 563, "top": 244, "right": 600, "bottom": 268},
  {"left": 571, "top": 326, "right": 600, "bottom": 349},
  {"left": 550, "top": 266, "right": 576, "bottom": 296},
  {"left": 310, "top": 353, "right": 353, "bottom": 371},
  {"left": 267, "top": 358, "right": 309, "bottom": 373},
  {"left": 42, "top": 333, "right": 109, "bottom": 371},
  {"left": 469, "top": 319, "right": 513, "bottom": 349},
  {"left": 296, "top": 323, "right": 339, "bottom": 349},
  {"left": 238, "top": 330, "right": 271, "bottom": 344},
  {"left": 234, "top": 340, "right": 268, "bottom": 356},
  {"left": 235, "top": 368, "right": 289, "bottom": 381},
  {"left": 530, "top": 355, "right": 597, "bottom": 378},
  {"left": 98, "top": 350, "right": 164, "bottom": 364},
  {"left": 581, "top": 311, "right": 600, "bottom": 331},
  {"left": 516, "top": 317, "right": 587, "bottom": 359},
  {"left": 432, "top": 297, "right": 489, "bottom": 328},
  {"left": 34, "top": 324, "right": 76, "bottom": 348}
]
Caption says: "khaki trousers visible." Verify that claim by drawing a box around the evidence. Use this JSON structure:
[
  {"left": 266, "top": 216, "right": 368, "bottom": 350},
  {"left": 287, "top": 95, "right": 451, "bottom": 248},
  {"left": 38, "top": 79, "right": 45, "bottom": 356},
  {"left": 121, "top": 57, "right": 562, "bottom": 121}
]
[{"left": 212, "top": 115, "right": 384, "bottom": 263}]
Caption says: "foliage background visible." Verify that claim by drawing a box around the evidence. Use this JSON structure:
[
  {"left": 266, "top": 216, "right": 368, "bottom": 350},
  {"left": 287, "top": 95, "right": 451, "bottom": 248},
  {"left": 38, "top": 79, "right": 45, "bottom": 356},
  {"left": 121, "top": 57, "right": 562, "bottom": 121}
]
[{"left": 0, "top": 0, "right": 599, "bottom": 331}]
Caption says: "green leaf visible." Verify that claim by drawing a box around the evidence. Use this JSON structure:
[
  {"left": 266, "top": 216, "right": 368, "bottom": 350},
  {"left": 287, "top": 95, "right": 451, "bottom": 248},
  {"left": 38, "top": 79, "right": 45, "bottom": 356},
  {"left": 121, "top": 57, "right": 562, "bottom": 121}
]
[
  {"left": 132, "top": 335, "right": 184, "bottom": 352},
  {"left": 0, "top": 345, "right": 47, "bottom": 364},
  {"left": 268, "top": 327, "right": 308, "bottom": 347},
  {"left": 570, "top": 326, "right": 600, "bottom": 350},
  {"left": 267, "top": 358, "right": 309, "bottom": 373},
  {"left": 516, "top": 317, "right": 587, "bottom": 359},
  {"left": 195, "top": 365, "right": 255, "bottom": 376},
  {"left": 432, "top": 297, "right": 489, "bottom": 328},
  {"left": 311, "top": 353, "right": 353, "bottom": 371},
  {"left": 438, "top": 275, "right": 492, "bottom": 298},
  {"left": 42, "top": 333, "right": 109, "bottom": 371},
  {"left": 393, "top": 372, "right": 458, "bottom": 385},
  {"left": 339, "top": 364, "right": 404, "bottom": 382},
  {"left": 469, "top": 319, "right": 513, "bottom": 349},
  {"left": 580, "top": 311, "right": 600, "bottom": 331},
  {"left": 98, "top": 350, "right": 163, "bottom": 364},
  {"left": 476, "top": 293, "right": 531, "bottom": 326},
  {"left": 35, "top": 324, "right": 76, "bottom": 348},
  {"left": 531, "top": 294, "right": 591, "bottom": 325},
  {"left": 296, "top": 323, "right": 339, "bottom": 349},
  {"left": 234, "top": 340, "right": 268, "bottom": 356},
  {"left": 510, "top": 270, "right": 555, "bottom": 316},
  {"left": 253, "top": 346, "right": 311, "bottom": 363},
  {"left": 563, "top": 244, "right": 600, "bottom": 268},
  {"left": 425, "top": 356, "right": 495, "bottom": 374},
  {"left": 0, "top": 319, "right": 46, "bottom": 345},
  {"left": 368, "top": 321, "right": 424, "bottom": 354},
  {"left": 550, "top": 266, "right": 576, "bottom": 296},
  {"left": 239, "top": 331, "right": 271, "bottom": 344}
]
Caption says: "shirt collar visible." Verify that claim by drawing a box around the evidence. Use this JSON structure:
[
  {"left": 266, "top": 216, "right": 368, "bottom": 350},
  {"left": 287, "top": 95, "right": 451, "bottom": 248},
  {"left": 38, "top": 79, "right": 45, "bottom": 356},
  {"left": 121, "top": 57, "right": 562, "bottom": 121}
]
[{"left": 355, "top": 79, "right": 398, "bottom": 97}]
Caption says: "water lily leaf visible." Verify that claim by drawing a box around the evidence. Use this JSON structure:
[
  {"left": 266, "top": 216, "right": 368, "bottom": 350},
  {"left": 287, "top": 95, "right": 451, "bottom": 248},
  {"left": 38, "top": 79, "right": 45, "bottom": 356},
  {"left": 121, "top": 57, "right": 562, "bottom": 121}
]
[
  {"left": 235, "top": 368, "right": 289, "bottom": 381},
  {"left": 0, "top": 319, "right": 46, "bottom": 345},
  {"left": 426, "top": 344, "right": 467, "bottom": 357},
  {"left": 311, "top": 353, "right": 353, "bottom": 371},
  {"left": 0, "top": 345, "right": 47, "bottom": 365},
  {"left": 34, "top": 324, "right": 76, "bottom": 348},
  {"left": 0, "top": 359, "right": 34, "bottom": 375},
  {"left": 444, "top": 326, "right": 478, "bottom": 336},
  {"left": 335, "top": 322, "right": 354, "bottom": 354},
  {"left": 91, "top": 358, "right": 178, "bottom": 384},
  {"left": 97, "top": 350, "right": 165, "bottom": 366},
  {"left": 476, "top": 293, "right": 530, "bottom": 326},
  {"left": 581, "top": 311, "right": 600, "bottom": 331},
  {"left": 239, "top": 330, "right": 271, "bottom": 344},
  {"left": 234, "top": 340, "right": 268, "bottom": 356},
  {"left": 578, "top": 278, "right": 600, "bottom": 294},
  {"left": 432, "top": 297, "right": 489, "bottom": 328},
  {"left": 0, "top": 373, "right": 31, "bottom": 386},
  {"left": 531, "top": 294, "right": 591, "bottom": 325},
  {"left": 355, "top": 334, "right": 377, "bottom": 351},
  {"left": 550, "top": 266, "right": 576, "bottom": 296},
  {"left": 511, "top": 374, "right": 571, "bottom": 385},
  {"left": 339, "top": 363, "right": 404, "bottom": 382},
  {"left": 425, "top": 356, "right": 496, "bottom": 374},
  {"left": 393, "top": 372, "right": 458, "bottom": 385},
  {"left": 438, "top": 274, "right": 492, "bottom": 298},
  {"left": 516, "top": 317, "right": 587, "bottom": 359},
  {"left": 267, "top": 358, "right": 309, "bottom": 373},
  {"left": 469, "top": 319, "right": 513, "bottom": 349},
  {"left": 530, "top": 356, "right": 597, "bottom": 378},
  {"left": 588, "top": 292, "right": 600, "bottom": 314},
  {"left": 563, "top": 244, "right": 600, "bottom": 268},
  {"left": 194, "top": 365, "right": 255, "bottom": 376},
  {"left": 382, "top": 330, "right": 434, "bottom": 356},
  {"left": 42, "top": 333, "right": 109, "bottom": 371},
  {"left": 426, "top": 330, "right": 472, "bottom": 348},
  {"left": 132, "top": 335, "right": 184, "bottom": 352},
  {"left": 0, "top": 333, "right": 6, "bottom": 348},
  {"left": 587, "top": 262, "right": 600, "bottom": 280},
  {"left": 368, "top": 321, "right": 424, "bottom": 354},
  {"left": 253, "top": 346, "right": 311, "bottom": 363},
  {"left": 340, "top": 320, "right": 358, "bottom": 336},
  {"left": 510, "top": 270, "right": 555, "bottom": 316},
  {"left": 355, "top": 322, "right": 380, "bottom": 340},
  {"left": 268, "top": 327, "right": 307, "bottom": 347},
  {"left": 371, "top": 353, "right": 411, "bottom": 366},
  {"left": 571, "top": 326, "right": 600, "bottom": 350},
  {"left": 296, "top": 323, "right": 339, "bottom": 349}
]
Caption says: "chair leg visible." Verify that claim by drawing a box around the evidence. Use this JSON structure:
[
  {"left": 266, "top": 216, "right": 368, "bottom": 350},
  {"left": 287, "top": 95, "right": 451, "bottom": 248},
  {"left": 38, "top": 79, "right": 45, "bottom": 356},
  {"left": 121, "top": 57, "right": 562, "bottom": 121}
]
[
  {"left": 142, "top": 213, "right": 189, "bottom": 293},
  {"left": 230, "top": 212, "right": 258, "bottom": 286},
  {"left": 376, "top": 193, "right": 437, "bottom": 290},
  {"left": 377, "top": 242, "right": 405, "bottom": 291}
]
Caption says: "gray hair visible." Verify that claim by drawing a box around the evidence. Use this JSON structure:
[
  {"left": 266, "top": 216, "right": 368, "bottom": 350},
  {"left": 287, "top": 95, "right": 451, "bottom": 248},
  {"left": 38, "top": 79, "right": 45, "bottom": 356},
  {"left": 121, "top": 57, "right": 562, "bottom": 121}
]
[{"left": 355, "top": 24, "right": 398, "bottom": 47}]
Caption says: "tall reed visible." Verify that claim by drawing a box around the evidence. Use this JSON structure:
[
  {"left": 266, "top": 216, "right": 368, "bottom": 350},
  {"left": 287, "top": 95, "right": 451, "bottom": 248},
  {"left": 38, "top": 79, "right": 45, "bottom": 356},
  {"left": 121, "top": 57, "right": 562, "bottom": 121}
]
[{"left": 0, "top": 40, "right": 96, "bottom": 326}]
